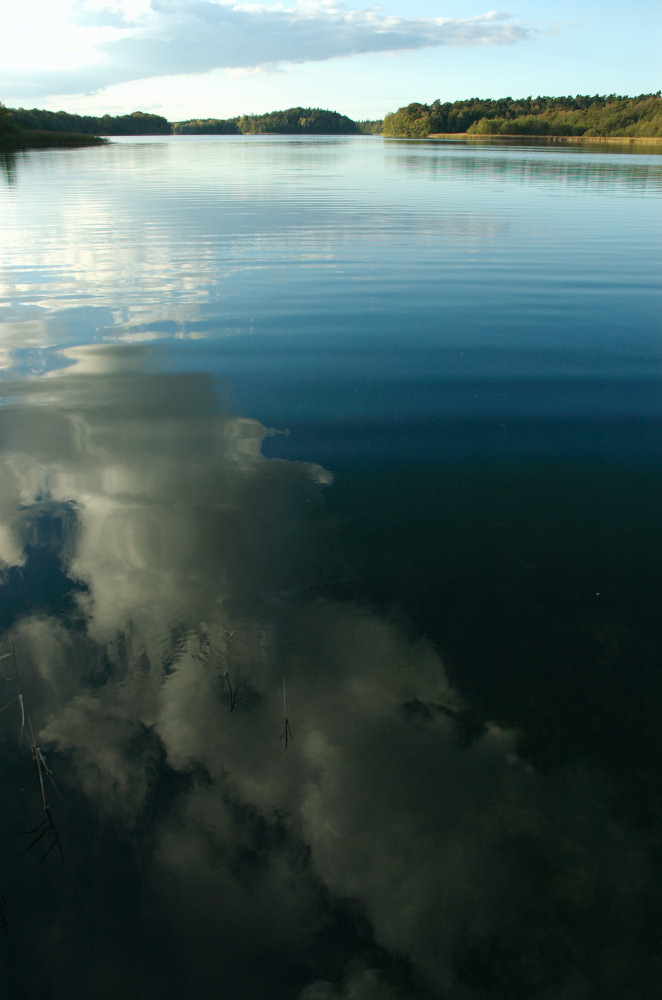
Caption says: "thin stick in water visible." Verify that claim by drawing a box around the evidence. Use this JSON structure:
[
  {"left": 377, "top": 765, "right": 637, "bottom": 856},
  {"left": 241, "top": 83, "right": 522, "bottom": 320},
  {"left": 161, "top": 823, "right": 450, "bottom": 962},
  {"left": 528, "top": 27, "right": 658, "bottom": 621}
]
[
  {"left": 280, "top": 677, "right": 292, "bottom": 748},
  {"left": 223, "top": 630, "right": 242, "bottom": 712}
]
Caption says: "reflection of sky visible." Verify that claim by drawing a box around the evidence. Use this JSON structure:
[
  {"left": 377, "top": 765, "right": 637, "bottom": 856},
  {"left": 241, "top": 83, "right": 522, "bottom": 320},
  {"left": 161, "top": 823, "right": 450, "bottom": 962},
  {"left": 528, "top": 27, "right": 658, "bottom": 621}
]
[
  {"left": 2, "top": 140, "right": 660, "bottom": 371},
  {"left": 0, "top": 345, "right": 657, "bottom": 999},
  {"left": 2, "top": 138, "right": 660, "bottom": 481}
]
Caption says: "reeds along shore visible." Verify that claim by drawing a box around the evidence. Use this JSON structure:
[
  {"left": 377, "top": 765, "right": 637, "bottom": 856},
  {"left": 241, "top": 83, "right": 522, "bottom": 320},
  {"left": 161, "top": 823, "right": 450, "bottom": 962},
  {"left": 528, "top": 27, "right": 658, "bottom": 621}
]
[
  {"left": 426, "top": 133, "right": 662, "bottom": 146},
  {"left": 0, "top": 130, "right": 107, "bottom": 150}
]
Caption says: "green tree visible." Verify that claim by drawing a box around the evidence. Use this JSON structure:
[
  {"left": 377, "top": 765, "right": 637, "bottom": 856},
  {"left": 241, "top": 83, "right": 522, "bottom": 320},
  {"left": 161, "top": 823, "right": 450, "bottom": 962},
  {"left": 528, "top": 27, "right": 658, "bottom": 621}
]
[
  {"left": 383, "top": 104, "right": 431, "bottom": 138},
  {"left": 383, "top": 94, "right": 662, "bottom": 138},
  {"left": 236, "top": 107, "right": 359, "bottom": 135},
  {"left": 8, "top": 107, "right": 171, "bottom": 135},
  {"left": 173, "top": 118, "right": 239, "bottom": 134},
  {"left": 0, "top": 102, "right": 15, "bottom": 134}
]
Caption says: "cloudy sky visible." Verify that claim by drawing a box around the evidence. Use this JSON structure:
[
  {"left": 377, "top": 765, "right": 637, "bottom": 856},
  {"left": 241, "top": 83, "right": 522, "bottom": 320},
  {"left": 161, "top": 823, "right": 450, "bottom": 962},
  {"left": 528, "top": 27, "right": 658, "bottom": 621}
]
[{"left": 2, "top": 0, "right": 659, "bottom": 122}]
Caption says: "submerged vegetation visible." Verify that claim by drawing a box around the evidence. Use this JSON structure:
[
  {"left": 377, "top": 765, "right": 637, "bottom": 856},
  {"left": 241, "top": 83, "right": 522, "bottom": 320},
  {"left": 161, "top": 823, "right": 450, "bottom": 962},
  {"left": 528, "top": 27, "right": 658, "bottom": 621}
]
[
  {"left": 383, "top": 93, "right": 662, "bottom": 138},
  {"left": 1, "top": 644, "right": 65, "bottom": 872},
  {"left": 223, "top": 630, "right": 244, "bottom": 713},
  {"left": 280, "top": 678, "right": 291, "bottom": 748}
]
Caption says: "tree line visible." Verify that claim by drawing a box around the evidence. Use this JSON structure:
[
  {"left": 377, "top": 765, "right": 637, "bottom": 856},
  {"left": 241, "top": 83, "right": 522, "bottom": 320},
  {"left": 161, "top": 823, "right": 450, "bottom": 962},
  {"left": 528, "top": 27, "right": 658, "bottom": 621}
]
[
  {"left": 173, "top": 107, "right": 361, "bottom": 135},
  {"left": 0, "top": 101, "right": 107, "bottom": 150},
  {"left": 7, "top": 108, "right": 171, "bottom": 135},
  {"left": 6, "top": 95, "right": 662, "bottom": 142},
  {"left": 6, "top": 105, "right": 362, "bottom": 137},
  {"left": 382, "top": 94, "right": 662, "bottom": 138}
]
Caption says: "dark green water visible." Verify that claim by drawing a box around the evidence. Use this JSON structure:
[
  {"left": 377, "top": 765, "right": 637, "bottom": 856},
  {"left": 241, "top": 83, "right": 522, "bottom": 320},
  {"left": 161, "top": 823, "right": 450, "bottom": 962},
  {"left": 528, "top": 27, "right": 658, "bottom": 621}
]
[{"left": 0, "top": 136, "right": 661, "bottom": 999}]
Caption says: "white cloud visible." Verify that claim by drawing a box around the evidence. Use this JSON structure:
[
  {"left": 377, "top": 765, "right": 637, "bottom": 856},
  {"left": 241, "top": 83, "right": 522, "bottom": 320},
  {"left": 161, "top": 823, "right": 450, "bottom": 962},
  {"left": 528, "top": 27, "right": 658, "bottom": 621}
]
[{"left": 1, "top": 0, "right": 531, "bottom": 98}]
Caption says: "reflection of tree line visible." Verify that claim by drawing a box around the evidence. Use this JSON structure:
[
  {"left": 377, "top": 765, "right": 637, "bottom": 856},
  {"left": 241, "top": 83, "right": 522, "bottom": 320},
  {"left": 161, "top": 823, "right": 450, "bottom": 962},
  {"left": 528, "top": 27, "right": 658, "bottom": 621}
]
[{"left": 393, "top": 149, "right": 662, "bottom": 191}]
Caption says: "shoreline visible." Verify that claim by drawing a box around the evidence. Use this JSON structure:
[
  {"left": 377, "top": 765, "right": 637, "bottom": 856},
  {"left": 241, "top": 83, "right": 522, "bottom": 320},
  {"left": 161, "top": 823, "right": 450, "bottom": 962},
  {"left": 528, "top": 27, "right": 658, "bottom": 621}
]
[
  {"left": 427, "top": 133, "right": 662, "bottom": 147},
  {"left": 0, "top": 131, "right": 108, "bottom": 151}
]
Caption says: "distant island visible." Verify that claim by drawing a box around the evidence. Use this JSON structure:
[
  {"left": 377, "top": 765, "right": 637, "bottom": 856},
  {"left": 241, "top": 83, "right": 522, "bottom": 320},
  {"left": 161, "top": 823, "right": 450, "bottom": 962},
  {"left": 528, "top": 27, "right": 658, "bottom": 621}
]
[
  {"left": 3, "top": 95, "right": 662, "bottom": 149},
  {"left": 173, "top": 107, "right": 364, "bottom": 135}
]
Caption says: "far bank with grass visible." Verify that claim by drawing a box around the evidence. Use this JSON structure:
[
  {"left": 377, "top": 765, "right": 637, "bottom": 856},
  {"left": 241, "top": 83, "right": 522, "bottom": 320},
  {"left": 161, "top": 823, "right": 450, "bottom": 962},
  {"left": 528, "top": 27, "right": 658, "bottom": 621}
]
[
  {"left": 383, "top": 94, "right": 662, "bottom": 141},
  {"left": 427, "top": 133, "right": 662, "bottom": 148}
]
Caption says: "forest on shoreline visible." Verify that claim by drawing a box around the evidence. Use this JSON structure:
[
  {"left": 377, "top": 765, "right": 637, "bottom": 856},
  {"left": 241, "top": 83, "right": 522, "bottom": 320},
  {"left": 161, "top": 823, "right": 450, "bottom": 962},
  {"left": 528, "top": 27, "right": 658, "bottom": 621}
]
[
  {"left": 3, "top": 94, "right": 662, "bottom": 146},
  {"left": 4, "top": 106, "right": 361, "bottom": 139},
  {"left": 0, "top": 102, "right": 107, "bottom": 150},
  {"left": 173, "top": 107, "right": 362, "bottom": 134},
  {"left": 383, "top": 93, "right": 662, "bottom": 138}
]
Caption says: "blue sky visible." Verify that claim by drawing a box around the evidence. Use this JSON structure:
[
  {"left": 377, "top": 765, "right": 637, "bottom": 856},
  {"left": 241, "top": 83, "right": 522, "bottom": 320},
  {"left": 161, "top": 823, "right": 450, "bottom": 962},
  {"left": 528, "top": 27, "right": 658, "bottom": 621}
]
[{"left": 2, "top": 0, "right": 659, "bottom": 121}]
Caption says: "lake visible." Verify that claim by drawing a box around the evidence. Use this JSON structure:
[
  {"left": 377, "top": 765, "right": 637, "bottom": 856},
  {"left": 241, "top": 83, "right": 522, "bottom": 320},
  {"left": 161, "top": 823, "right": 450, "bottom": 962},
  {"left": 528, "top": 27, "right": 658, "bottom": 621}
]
[{"left": 1, "top": 134, "right": 661, "bottom": 999}]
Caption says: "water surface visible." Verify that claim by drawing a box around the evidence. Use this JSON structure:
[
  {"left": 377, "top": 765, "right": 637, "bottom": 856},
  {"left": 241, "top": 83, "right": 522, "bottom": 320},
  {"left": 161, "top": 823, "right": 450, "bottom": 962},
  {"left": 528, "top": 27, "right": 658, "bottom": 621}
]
[{"left": 1, "top": 135, "right": 661, "bottom": 999}]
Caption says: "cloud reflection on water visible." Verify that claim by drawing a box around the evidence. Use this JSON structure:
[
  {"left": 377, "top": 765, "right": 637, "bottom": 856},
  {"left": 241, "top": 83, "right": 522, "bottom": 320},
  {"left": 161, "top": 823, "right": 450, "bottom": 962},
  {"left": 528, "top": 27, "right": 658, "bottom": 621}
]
[{"left": 0, "top": 345, "right": 654, "bottom": 999}]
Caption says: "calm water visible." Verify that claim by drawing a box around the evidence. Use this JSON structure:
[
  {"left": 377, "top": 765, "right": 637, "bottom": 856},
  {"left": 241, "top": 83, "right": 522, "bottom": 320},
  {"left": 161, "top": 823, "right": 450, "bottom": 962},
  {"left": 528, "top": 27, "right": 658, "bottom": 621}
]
[{"left": 1, "top": 135, "right": 661, "bottom": 999}]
